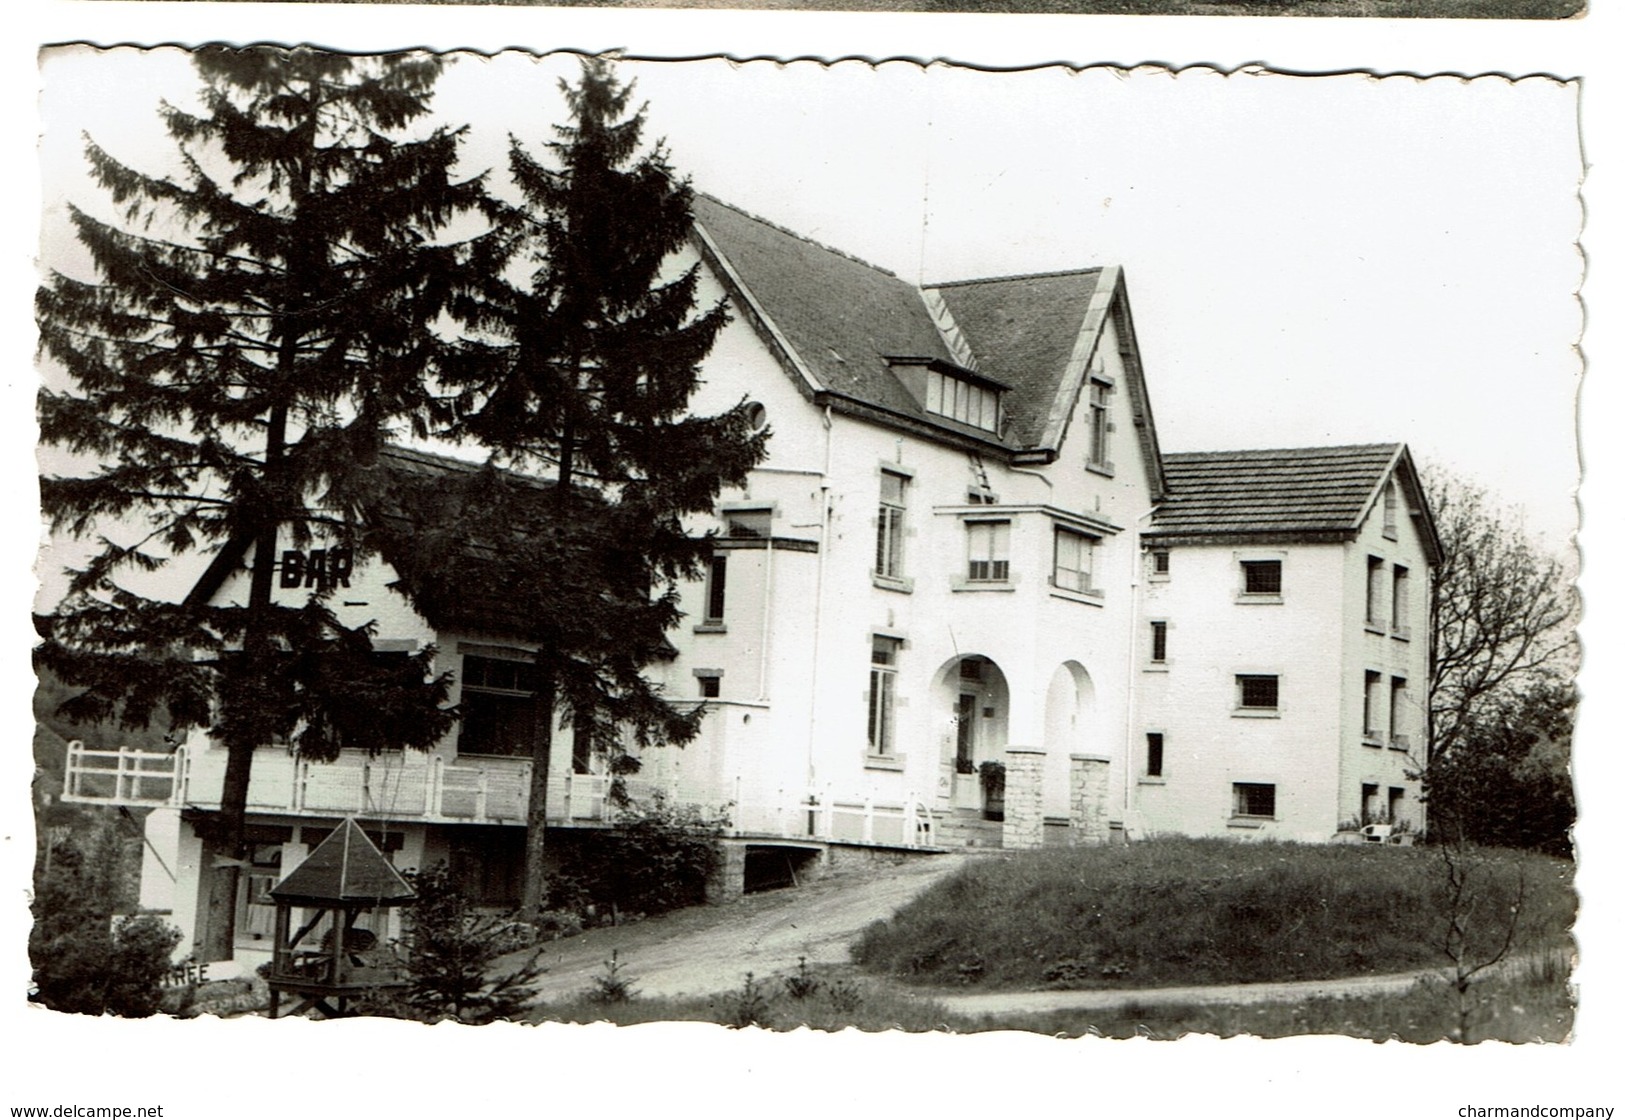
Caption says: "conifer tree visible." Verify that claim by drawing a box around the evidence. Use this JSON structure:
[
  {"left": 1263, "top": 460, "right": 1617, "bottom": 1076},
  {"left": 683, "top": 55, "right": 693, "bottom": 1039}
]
[
  {"left": 415, "top": 60, "right": 767, "bottom": 915},
  {"left": 36, "top": 47, "right": 480, "bottom": 959}
]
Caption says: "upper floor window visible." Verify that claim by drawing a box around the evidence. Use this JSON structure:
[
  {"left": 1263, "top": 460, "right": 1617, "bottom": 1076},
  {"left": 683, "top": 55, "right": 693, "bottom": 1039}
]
[
  {"left": 1053, "top": 527, "right": 1095, "bottom": 594},
  {"left": 1383, "top": 481, "right": 1399, "bottom": 539},
  {"left": 1149, "top": 620, "right": 1168, "bottom": 664},
  {"left": 1391, "top": 565, "right": 1411, "bottom": 637},
  {"left": 875, "top": 471, "right": 908, "bottom": 579},
  {"left": 1236, "top": 674, "right": 1279, "bottom": 712},
  {"left": 966, "top": 520, "right": 1011, "bottom": 583},
  {"left": 1241, "top": 559, "right": 1282, "bottom": 597},
  {"left": 704, "top": 554, "right": 728, "bottom": 624},
  {"left": 725, "top": 508, "right": 772, "bottom": 538},
  {"left": 1389, "top": 677, "right": 1409, "bottom": 748},
  {"left": 459, "top": 654, "right": 539, "bottom": 758},
  {"left": 926, "top": 369, "right": 1000, "bottom": 431},
  {"left": 1366, "top": 556, "right": 1385, "bottom": 628},
  {"left": 1363, "top": 670, "right": 1384, "bottom": 741},
  {"left": 1088, "top": 379, "right": 1113, "bottom": 468},
  {"left": 1150, "top": 549, "right": 1171, "bottom": 578}
]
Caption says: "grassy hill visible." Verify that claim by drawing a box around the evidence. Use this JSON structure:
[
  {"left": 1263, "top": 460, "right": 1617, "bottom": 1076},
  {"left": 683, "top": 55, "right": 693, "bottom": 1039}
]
[{"left": 852, "top": 838, "right": 1575, "bottom": 991}]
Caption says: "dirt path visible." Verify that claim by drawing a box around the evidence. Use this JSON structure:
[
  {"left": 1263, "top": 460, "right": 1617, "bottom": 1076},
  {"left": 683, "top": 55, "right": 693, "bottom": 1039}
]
[
  {"left": 932, "top": 967, "right": 1445, "bottom": 1018},
  {"left": 522, "top": 853, "right": 969, "bottom": 1002}
]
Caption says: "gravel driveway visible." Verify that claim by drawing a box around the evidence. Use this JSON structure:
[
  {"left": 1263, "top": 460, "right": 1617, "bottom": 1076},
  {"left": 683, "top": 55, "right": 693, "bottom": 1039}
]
[{"left": 520, "top": 852, "right": 969, "bottom": 1002}]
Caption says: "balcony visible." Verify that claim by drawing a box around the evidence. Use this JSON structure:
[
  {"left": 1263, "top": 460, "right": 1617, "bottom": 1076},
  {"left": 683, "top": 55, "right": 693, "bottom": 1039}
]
[{"left": 59, "top": 741, "right": 942, "bottom": 848}]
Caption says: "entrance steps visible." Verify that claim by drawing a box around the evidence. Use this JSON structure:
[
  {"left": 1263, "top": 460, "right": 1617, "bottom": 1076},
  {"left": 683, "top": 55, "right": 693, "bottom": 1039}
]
[{"left": 933, "top": 809, "right": 1003, "bottom": 849}]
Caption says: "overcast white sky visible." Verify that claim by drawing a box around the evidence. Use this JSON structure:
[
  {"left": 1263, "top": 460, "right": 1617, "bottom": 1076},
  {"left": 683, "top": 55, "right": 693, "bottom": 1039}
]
[{"left": 38, "top": 48, "right": 1581, "bottom": 550}]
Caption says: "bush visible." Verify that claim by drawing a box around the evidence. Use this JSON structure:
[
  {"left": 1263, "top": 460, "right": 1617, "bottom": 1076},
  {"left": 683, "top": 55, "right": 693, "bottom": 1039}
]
[
  {"left": 31, "top": 913, "right": 181, "bottom": 1018},
  {"left": 550, "top": 794, "right": 728, "bottom": 919},
  {"left": 386, "top": 864, "right": 546, "bottom": 1024},
  {"left": 30, "top": 814, "right": 178, "bottom": 1017}
]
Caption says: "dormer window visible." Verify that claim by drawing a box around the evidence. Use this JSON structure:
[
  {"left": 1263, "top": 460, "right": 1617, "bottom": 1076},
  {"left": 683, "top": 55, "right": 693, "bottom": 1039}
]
[{"left": 926, "top": 369, "right": 1000, "bottom": 432}]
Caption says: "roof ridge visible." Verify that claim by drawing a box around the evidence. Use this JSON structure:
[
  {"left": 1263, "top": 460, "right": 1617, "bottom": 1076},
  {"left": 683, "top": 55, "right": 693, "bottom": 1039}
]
[
  {"left": 1164, "top": 442, "right": 1401, "bottom": 460},
  {"left": 694, "top": 193, "right": 900, "bottom": 279},
  {"left": 925, "top": 266, "right": 1106, "bottom": 290}
]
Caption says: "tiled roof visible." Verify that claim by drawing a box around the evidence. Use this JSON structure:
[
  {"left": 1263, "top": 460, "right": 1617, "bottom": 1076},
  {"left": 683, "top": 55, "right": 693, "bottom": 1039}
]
[
  {"left": 691, "top": 196, "right": 1112, "bottom": 455},
  {"left": 1149, "top": 444, "right": 1402, "bottom": 538},
  {"left": 691, "top": 196, "right": 953, "bottom": 419},
  {"left": 929, "top": 271, "right": 1104, "bottom": 450},
  {"left": 271, "top": 817, "right": 415, "bottom": 905}
]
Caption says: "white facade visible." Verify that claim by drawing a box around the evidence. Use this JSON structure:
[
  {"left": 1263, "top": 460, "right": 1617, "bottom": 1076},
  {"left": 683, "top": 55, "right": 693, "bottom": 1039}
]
[
  {"left": 1131, "top": 472, "right": 1433, "bottom": 842},
  {"left": 57, "top": 199, "right": 1438, "bottom": 963}
]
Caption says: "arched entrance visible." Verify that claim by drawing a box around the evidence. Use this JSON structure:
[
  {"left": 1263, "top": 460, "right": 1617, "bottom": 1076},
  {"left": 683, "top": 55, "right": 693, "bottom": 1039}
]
[
  {"left": 933, "top": 655, "right": 1011, "bottom": 816},
  {"left": 1042, "top": 661, "right": 1096, "bottom": 757}
]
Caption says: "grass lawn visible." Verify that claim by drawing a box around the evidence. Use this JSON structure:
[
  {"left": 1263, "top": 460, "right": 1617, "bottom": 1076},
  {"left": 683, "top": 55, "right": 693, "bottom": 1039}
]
[{"left": 851, "top": 838, "right": 1574, "bottom": 991}]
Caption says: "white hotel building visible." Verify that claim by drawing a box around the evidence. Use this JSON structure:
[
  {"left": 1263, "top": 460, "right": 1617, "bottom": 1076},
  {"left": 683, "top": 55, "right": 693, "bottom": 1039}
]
[{"left": 59, "top": 196, "right": 1440, "bottom": 965}]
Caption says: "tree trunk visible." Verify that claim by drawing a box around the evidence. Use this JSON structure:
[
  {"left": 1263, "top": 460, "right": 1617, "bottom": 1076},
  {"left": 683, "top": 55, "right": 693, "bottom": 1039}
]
[
  {"left": 199, "top": 403, "right": 289, "bottom": 962},
  {"left": 520, "top": 640, "right": 558, "bottom": 919}
]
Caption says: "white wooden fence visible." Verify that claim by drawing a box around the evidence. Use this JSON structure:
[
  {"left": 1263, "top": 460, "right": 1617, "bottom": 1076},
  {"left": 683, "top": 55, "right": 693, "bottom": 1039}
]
[{"left": 61, "top": 740, "right": 940, "bottom": 848}]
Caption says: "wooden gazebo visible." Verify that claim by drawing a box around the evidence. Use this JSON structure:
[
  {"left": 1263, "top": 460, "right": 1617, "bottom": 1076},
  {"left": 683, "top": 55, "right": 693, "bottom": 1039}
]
[{"left": 266, "top": 818, "right": 415, "bottom": 1019}]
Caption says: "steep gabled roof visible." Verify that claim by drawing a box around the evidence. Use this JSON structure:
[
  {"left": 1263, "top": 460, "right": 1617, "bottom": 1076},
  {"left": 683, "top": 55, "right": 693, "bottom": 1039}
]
[
  {"left": 691, "top": 195, "right": 1164, "bottom": 480},
  {"left": 270, "top": 817, "right": 415, "bottom": 906},
  {"left": 927, "top": 269, "right": 1103, "bottom": 449},
  {"left": 1146, "top": 443, "right": 1440, "bottom": 563}
]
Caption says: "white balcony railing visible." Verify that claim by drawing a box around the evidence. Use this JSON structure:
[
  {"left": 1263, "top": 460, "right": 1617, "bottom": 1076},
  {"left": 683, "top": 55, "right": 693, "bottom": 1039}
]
[{"left": 60, "top": 741, "right": 941, "bottom": 849}]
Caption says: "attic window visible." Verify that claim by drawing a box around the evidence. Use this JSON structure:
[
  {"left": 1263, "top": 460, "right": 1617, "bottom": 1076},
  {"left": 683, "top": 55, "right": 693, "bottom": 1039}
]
[{"left": 926, "top": 369, "right": 1000, "bottom": 432}]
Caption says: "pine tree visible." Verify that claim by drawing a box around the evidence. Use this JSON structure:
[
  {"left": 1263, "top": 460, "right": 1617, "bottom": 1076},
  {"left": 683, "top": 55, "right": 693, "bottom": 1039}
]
[
  {"left": 413, "top": 60, "right": 767, "bottom": 916},
  {"left": 36, "top": 47, "right": 481, "bottom": 959}
]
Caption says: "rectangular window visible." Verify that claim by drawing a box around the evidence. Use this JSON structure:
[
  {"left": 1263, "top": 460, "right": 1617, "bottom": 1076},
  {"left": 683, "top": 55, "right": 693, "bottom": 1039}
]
[
  {"left": 1233, "top": 783, "right": 1277, "bottom": 819},
  {"left": 1237, "top": 674, "right": 1279, "bottom": 711},
  {"left": 1151, "top": 549, "right": 1171, "bottom": 576},
  {"left": 868, "top": 637, "right": 900, "bottom": 756},
  {"left": 1389, "top": 677, "right": 1407, "bottom": 746},
  {"left": 1391, "top": 565, "right": 1410, "bottom": 635},
  {"left": 1149, "top": 620, "right": 1168, "bottom": 664},
  {"left": 1053, "top": 527, "right": 1094, "bottom": 593},
  {"left": 1383, "top": 481, "right": 1399, "bottom": 539},
  {"left": 725, "top": 508, "right": 772, "bottom": 538},
  {"left": 1241, "top": 560, "right": 1282, "bottom": 596},
  {"left": 697, "top": 674, "right": 721, "bottom": 699},
  {"left": 1363, "top": 670, "right": 1383, "bottom": 740},
  {"left": 705, "top": 554, "right": 728, "bottom": 623},
  {"left": 1088, "top": 380, "right": 1112, "bottom": 467},
  {"left": 459, "top": 654, "right": 539, "bottom": 757},
  {"left": 1388, "top": 786, "right": 1406, "bottom": 823},
  {"left": 1146, "top": 732, "right": 1165, "bottom": 778},
  {"left": 967, "top": 521, "right": 1011, "bottom": 583},
  {"left": 1366, "top": 556, "right": 1385, "bottom": 627},
  {"left": 876, "top": 472, "right": 907, "bottom": 578},
  {"left": 571, "top": 712, "right": 597, "bottom": 774}
]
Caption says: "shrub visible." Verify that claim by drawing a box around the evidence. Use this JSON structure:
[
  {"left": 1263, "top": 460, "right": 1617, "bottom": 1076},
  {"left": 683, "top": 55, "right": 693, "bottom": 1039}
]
[
  {"left": 389, "top": 864, "right": 546, "bottom": 1024},
  {"left": 551, "top": 794, "right": 728, "bottom": 919},
  {"left": 30, "top": 814, "right": 178, "bottom": 1017},
  {"left": 588, "top": 951, "right": 638, "bottom": 1004},
  {"left": 31, "top": 913, "right": 181, "bottom": 1018}
]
